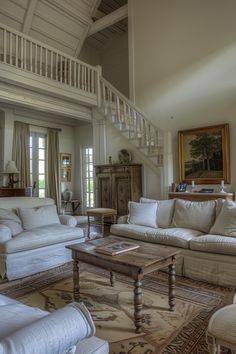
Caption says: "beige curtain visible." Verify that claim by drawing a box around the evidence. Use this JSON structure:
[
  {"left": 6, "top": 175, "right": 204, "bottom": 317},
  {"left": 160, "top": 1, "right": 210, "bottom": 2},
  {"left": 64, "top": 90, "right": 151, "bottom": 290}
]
[
  {"left": 46, "top": 128, "right": 60, "bottom": 210},
  {"left": 12, "top": 121, "right": 30, "bottom": 188}
]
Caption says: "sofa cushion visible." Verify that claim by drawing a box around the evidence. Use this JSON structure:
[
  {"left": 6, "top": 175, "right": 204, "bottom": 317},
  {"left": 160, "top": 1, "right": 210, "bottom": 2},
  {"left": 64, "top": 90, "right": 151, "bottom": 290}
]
[
  {"left": 140, "top": 197, "right": 175, "bottom": 228},
  {"left": 110, "top": 224, "right": 202, "bottom": 249},
  {"left": 128, "top": 201, "right": 158, "bottom": 228},
  {"left": 0, "top": 224, "right": 84, "bottom": 253},
  {"left": 210, "top": 200, "right": 236, "bottom": 237},
  {"left": 18, "top": 205, "right": 60, "bottom": 230},
  {"left": 0, "top": 208, "right": 23, "bottom": 236},
  {"left": 190, "top": 234, "right": 236, "bottom": 256},
  {"left": 172, "top": 199, "right": 216, "bottom": 233}
]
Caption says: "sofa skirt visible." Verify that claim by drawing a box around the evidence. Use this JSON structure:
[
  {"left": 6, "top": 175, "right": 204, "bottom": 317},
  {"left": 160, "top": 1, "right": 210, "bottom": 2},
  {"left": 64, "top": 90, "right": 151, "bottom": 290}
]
[{"left": 0, "top": 239, "right": 84, "bottom": 280}]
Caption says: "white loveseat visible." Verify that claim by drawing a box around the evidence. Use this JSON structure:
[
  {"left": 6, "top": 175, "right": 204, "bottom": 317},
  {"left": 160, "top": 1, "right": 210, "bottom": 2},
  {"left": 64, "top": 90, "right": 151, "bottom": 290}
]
[
  {"left": 0, "top": 294, "right": 109, "bottom": 354},
  {"left": 0, "top": 197, "right": 84, "bottom": 280},
  {"left": 110, "top": 197, "right": 236, "bottom": 287}
]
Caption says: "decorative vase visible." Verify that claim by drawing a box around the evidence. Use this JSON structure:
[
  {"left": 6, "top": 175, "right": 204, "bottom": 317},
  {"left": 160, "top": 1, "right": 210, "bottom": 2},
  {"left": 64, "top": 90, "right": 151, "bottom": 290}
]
[{"left": 62, "top": 189, "right": 73, "bottom": 201}]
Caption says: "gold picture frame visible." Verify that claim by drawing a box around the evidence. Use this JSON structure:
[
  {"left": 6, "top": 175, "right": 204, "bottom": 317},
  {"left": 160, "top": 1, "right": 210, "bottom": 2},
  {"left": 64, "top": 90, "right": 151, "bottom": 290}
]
[
  {"left": 60, "top": 153, "right": 71, "bottom": 182},
  {"left": 60, "top": 153, "right": 71, "bottom": 168},
  {"left": 178, "top": 124, "right": 230, "bottom": 184}
]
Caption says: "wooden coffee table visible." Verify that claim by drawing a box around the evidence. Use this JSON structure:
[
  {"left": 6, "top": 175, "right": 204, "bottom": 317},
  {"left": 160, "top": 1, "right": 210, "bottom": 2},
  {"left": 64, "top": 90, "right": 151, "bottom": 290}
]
[{"left": 67, "top": 236, "right": 180, "bottom": 333}]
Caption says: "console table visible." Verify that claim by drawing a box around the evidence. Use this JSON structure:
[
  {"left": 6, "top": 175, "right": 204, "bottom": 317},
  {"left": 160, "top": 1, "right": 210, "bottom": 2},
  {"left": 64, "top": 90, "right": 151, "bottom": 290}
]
[
  {"left": 168, "top": 192, "right": 234, "bottom": 202},
  {"left": 0, "top": 187, "right": 32, "bottom": 197}
]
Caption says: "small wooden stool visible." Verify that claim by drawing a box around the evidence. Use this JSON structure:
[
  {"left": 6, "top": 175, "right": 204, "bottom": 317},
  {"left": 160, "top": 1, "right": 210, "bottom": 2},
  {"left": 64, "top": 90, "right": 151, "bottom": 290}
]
[
  {"left": 206, "top": 304, "right": 236, "bottom": 354},
  {"left": 86, "top": 208, "right": 117, "bottom": 238}
]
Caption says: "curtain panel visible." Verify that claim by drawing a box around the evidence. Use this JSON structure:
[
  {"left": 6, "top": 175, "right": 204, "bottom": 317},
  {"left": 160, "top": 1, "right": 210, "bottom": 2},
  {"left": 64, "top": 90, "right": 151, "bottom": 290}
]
[
  {"left": 46, "top": 128, "right": 60, "bottom": 210},
  {"left": 12, "top": 121, "right": 30, "bottom": 188}
]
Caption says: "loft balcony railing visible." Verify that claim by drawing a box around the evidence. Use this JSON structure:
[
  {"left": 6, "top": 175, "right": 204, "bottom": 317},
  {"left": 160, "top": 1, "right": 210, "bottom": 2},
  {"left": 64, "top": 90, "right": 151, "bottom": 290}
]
[
  {"left": 0, "top": 22, "right": 164, "bottom": 167},
  {"left": 0, "top": 23, "right": 98, "bottom": 95}
]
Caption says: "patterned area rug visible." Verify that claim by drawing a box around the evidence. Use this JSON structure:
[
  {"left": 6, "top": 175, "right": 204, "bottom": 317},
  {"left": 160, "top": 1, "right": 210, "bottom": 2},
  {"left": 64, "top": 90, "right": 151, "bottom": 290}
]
[{"left": 0, "top": 263, "right": 233, "bottom": 354}]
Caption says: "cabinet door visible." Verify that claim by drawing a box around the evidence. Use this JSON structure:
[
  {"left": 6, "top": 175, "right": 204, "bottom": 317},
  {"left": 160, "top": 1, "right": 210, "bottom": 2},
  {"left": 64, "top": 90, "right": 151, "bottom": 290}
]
[
  {"left": 96, "top": 174, "right": 112, "bottom": 208},
  {"left": 112, "top": 173, "right": 131, "bottom": 215}
]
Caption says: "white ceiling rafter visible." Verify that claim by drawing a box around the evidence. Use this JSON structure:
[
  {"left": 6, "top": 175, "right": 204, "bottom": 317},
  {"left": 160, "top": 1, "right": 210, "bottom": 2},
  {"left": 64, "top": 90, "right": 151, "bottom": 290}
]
[
  {"left": 90, "top": 0, "right": 102, "bottom": 17},
  {"left": 22, "top": 0, "right": 39, "bottom": 34},
  {"left": 87, "top": 4, "right": 128, "bottom": 36},
  {"left": 74, "top": 0, "right": 102, "bottom": 57}
]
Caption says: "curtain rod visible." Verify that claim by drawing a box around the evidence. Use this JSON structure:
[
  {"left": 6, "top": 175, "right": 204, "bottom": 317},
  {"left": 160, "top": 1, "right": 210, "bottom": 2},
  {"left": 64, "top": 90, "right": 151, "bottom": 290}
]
[{"left": 15, "top": 121, "right": 62, "bottom": 132}]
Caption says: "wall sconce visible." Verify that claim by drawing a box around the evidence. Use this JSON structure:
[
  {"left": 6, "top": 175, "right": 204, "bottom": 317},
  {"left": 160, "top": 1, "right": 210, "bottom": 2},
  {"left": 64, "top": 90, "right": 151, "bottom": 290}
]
[{"left": 4, "top": 161, "right": 19, "bottom": 188}]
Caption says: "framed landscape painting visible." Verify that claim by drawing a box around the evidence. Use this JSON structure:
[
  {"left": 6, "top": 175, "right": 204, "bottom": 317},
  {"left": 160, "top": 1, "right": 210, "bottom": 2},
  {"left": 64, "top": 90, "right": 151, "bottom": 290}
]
[{"left": 178, "top": 124, "right": 230, "bottom": 184}]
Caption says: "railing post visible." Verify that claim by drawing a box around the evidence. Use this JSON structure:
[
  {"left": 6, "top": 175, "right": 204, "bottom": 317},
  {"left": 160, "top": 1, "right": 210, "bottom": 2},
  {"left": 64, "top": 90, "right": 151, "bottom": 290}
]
[{"left": 96, "top": 65, "right": 102, "bottom": 108}]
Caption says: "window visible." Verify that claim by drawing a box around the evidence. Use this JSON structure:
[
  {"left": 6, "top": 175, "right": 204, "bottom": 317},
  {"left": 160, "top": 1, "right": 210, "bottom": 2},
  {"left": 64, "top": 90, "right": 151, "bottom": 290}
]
[
  {"left": 29, "top": 133, "right": 46, "bottom": 197},
  {"left": 82, "top": 147, "right": 94, "bottom": 208}
]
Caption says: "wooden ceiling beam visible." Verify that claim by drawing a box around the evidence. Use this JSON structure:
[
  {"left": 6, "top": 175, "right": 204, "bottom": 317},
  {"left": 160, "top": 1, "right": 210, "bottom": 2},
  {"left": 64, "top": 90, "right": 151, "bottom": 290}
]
[{"left": 87, "top": 4, "right": 128, "bottom": 36}]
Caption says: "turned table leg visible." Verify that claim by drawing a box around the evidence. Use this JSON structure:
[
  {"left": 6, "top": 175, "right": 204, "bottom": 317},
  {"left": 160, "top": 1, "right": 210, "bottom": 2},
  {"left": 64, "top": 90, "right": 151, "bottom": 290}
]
[
  {"left": 110, "top": 271, "right": 115, "bottom": 287},
  {"left": 73, "top": 259, "right": 80, "bottom": 302},
  {"left": 134, "top": 278, "right": 143, "bottom": 333},
  {"left": 168, "top": 256, "right": 176, "bottom": 312}
]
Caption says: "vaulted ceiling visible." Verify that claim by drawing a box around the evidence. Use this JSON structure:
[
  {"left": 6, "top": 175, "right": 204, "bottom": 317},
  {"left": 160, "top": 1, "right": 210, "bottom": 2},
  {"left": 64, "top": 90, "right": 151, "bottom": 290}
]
[{"left": 0, "top": 0, "right": 128, "bottom": 56}]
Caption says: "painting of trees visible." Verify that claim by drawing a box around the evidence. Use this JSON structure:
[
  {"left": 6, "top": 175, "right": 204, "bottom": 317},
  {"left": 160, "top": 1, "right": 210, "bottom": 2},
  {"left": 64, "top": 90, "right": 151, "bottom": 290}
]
[
  {"left": 189, "top": 132, "right": 222, "bottom": 171},
  {"left": 178, "top": 124, "right": 230, "bottom": 184}
]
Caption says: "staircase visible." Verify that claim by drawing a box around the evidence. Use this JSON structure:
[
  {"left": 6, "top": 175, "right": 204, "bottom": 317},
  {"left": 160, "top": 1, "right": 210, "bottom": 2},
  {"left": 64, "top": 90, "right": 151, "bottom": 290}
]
[
  {"left": 99, "top": 78, "right": 164, "bottom": 170},
  {"left": 0, "top": 22, "right": 165, "bottom": 172}
]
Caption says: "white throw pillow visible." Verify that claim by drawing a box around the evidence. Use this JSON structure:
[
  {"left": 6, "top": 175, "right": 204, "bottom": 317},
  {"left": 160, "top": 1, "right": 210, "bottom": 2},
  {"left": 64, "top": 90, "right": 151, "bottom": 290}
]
[
  {"left": 18, "top": 205, "right": 60, "bottom": 230},
  {"left": 128, "top": 201, "right": 158, "bottom": 228},
  {"left": 172, "top": 199, "right": 216, "bottom": 233},
  {"left": 140, "top": 197, "right": 175, "bottom": 228},
  {"left": 0, "top": 208, "right": 23, "bottom": 236},
  {"left": 210, "top": 200, "right": 236, "bottom": 237}
]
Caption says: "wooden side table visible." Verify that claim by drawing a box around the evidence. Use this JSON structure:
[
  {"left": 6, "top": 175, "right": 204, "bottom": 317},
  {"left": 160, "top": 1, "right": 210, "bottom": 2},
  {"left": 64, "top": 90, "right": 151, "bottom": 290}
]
[
  {"left": 61, "top": 199, "right": 81, "bottom": 215},
  {"left": 86, "top": 208, "right": 117, "bottom": 238}
]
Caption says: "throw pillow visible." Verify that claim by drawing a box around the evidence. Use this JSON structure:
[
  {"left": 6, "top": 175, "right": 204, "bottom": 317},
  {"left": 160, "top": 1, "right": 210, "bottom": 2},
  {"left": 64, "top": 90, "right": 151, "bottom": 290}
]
[
  {"left": 128, "top": 201, "right": 158, "bottom": 228},
  {"left": 140, "top": 197, "right": 175, "bottom": 228},
  {"left": 210, "top": 200, "right": 236, "bottom": 237},
  {"left": 0, "top": 208, "right": 23, "bottom": 236},
  {"left": 172, "top": 199, "right": 216, "bottom": 233},
  {"left": 18, "top": 205, "right": 60, "bottom": 230}
]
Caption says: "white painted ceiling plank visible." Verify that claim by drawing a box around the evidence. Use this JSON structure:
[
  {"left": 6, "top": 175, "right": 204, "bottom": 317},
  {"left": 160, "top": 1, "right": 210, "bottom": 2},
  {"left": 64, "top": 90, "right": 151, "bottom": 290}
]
[
  {"left": 34, "top": 12, "right": 84, "bottom": 40},
  {"left": 22, "top": 0, "right": 39, "bottom": 34},
  {"left": 9, "top": 0, "right": 28, "bottom": 10},
  {"left": 88, "top": 4, "right": 128, "bottom": 36},
  {"left": 45, "top": 0, "right": 92, "bottom": 25}
]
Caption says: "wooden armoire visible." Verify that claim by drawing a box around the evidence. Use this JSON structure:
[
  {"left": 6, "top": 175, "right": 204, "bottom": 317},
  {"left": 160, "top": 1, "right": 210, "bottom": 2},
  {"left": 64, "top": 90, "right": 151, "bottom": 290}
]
[{"left": 95, "top": 164, "right": 142, "bottom": 216}]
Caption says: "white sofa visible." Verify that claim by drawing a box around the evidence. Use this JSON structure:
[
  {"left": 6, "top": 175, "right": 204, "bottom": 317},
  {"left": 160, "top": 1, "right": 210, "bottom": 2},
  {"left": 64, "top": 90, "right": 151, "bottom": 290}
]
[
  {"left": 0, "top": 294, "right": 109, "bottom": 354},
  {"left": 110, "top": 197, "right": 236, "bottom": 287},
  {"left": 0, "top": 197, "right": 84, "bottom": 280}
]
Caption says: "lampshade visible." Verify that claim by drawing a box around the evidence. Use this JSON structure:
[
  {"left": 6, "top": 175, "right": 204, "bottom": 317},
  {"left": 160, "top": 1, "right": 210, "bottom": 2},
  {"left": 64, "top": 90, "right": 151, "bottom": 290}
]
[{"left": 5, "top": 161, "right": 19, "bottom": 174}]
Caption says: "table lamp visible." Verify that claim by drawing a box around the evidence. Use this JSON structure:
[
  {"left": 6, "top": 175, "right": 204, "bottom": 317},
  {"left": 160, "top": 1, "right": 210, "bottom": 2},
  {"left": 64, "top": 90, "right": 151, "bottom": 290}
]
[{"left": 5, "top": 161, "right": 19, "bottom": 188}]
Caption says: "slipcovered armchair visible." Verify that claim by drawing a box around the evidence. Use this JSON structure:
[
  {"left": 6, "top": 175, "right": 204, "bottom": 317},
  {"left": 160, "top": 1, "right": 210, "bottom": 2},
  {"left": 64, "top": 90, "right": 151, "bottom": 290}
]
[{"left": 0, "top": 295, "right": 108, "bottom": 354}]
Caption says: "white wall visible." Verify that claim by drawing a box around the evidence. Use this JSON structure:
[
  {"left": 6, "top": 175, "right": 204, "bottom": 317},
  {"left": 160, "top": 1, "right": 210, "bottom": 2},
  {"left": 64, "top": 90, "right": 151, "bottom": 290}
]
[
  {"left": 1, "top": 107, "right": 76, "bottom": 194},
  {"left": 81, "top": 34, "right": 129, "bottom": 96},
  {"left": 100, "top": 33, "right": 129, "bottom": 97},
  {"left": 129, "top": 0, "right": 236, "bottom": 193}
]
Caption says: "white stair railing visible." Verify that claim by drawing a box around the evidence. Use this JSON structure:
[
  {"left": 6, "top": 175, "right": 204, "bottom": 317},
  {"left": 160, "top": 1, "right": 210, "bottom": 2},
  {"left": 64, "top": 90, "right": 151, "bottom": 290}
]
[
  {"left": 0, "top": 23, "right": 98, "bottom": 95},
  {"left": 100, "top": 77, "right": 164, "bottom": 166}
]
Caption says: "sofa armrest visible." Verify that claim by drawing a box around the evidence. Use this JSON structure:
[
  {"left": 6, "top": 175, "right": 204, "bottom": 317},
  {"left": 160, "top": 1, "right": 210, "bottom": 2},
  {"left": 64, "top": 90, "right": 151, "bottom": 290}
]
[
  {"left": 0, "top": 225, "right": 12, "bottom": 243},
  {"left": 0, "top": 302, "right": 95, "bottom": 354},
  {"left": 59, "top": 215, "right": 77, "bottom": 227},
  {"left": 117, "top": 215, "right": 128, "bottom": 224}
]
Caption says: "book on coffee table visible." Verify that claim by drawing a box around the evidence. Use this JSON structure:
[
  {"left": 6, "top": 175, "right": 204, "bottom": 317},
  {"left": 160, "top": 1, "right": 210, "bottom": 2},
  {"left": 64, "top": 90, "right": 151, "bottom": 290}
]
[{"left": 95, "top": 241, "right": 140, "bottom": 256}]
